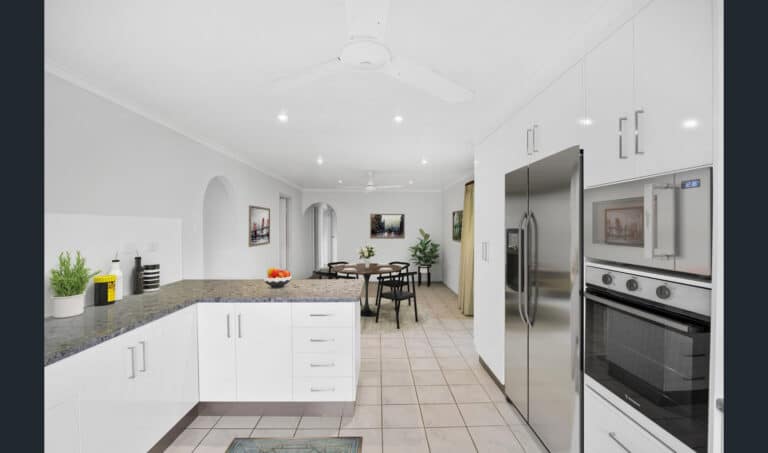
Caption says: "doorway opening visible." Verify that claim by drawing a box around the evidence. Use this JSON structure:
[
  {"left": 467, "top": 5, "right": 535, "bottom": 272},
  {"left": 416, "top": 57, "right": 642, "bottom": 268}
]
[
  {"left": 304, "top": 202, "right": 338, "bottom": 270},
  {"left": 279, "top": 195, "right": 290, "bottom": 269},
  {"left": 203, "top": 176, "right": 236, "bottom": 278}
]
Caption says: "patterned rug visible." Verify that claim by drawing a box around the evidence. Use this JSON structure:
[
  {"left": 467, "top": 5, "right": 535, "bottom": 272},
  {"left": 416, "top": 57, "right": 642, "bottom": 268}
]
[{"left": 226, "top": 437, "right": 362, "bottom": 453}]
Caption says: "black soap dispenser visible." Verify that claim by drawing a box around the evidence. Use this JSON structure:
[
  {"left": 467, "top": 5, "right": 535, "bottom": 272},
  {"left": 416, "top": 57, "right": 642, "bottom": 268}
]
[{"left": 133, "top": 253, "right": 144, "bottom": 295}]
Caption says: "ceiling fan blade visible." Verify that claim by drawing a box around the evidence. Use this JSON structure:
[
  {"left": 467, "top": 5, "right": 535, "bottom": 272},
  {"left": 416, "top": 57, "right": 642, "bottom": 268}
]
[
  {"left": 385, "top": 57, "right": 474, "bottom": 103},
  {"left": 374, "top": 185, "right": 403, "bottom": 189},
  {"left": 271, "top": 58, "right": 342, "bottom": 92},
  {"left": 346, "top": 0, "right": 391, "bottom": 40}
]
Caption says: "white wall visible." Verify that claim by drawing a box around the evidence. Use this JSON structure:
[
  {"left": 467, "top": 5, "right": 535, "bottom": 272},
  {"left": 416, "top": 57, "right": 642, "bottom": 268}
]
[
  {"left": 441, "top": 179, "right": 469, "bottom": 294},
  {"left": 302, "top": 191, "right": 443, "bottom": 279},
  {"left": 45, "top": 72, "right": 313, "bottom": 314}
]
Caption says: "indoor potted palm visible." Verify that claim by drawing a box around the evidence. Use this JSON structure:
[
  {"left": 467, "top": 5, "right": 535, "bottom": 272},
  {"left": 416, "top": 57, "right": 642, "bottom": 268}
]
[
  {"left": 409, "top": 228, "right": 440, "bottom": 267},
  {"left": 49, "top": 251, "right": 99, "bottom": 318}
]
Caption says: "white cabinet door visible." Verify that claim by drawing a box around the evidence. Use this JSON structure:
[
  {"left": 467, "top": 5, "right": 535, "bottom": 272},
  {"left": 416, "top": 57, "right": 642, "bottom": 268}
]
[
  {"left": 45, "top": 360, "right": 81, "bottom": 453},
  {"left": 77, "top": 331, "right": 141, "bottom": 453},
  {"left": 235, "top": 304, "right": 292, "bottom": 401},
  {"left": 133, "top": 308, "right": 199, "bottom": 450},
  {"left": 583, "top": 21, "right": 636, "bottom": 187},
  {"left": 634, "top": 0, "right": 713, "bottom": 176},
  {"left": 197, "top": 303, "right": 237, "bottom": 401},
  {"left": 531, "top": 62, "right": 585, "bottom": 161}
]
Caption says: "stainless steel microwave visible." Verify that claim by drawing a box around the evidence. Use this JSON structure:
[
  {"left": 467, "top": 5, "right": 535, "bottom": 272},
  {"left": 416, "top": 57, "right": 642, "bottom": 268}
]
[{"left": 585, "top": 168, "right": 712, "bottom": 277}]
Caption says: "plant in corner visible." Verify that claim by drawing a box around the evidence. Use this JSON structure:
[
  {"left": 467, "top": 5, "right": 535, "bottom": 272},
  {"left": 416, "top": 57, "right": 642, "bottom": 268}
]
[
  {"left": 49, "top": 251, "right": 99, "bottom": 318},
  {"left": 409, "top": 228, "right": 440, "bottom": 266}
]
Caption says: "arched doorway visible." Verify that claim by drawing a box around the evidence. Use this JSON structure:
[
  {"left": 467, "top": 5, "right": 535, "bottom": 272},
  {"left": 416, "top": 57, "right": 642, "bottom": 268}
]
[
  {"left": 203, "top": 176, "right": 237, "bottom": 278},
  {"left": 304, "top": 202, "right": 338, "bottom": 270}
]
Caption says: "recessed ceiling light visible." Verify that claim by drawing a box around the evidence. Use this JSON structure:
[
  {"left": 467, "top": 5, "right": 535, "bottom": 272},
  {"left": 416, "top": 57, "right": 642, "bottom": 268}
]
[
  {"left": 316, "top": 156, "right": 324, "bottom": 165},
  {"left": 421, "top": 158, "right": 428, "bottom": 165},
  {"left": 682, "top": 118, "right": 699, "bottom": 129},
  {"left": 408, "top": 180, "right": 414, "bottom": 185},
  {"left": 393, "top": 115, "right": 404, "bottom": 124},
  {"left": 277, "top": 112, "right": 288, "bottom": 123},
  {"left": 578, "top": 117, "right": 593, "bottom": 126},
  {"left": 337, "top": 179, "right": 343, "bottom": 184}
]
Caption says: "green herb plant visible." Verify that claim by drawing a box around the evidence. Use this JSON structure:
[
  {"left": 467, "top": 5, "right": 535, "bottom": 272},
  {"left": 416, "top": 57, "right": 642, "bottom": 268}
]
[
  {"left": 409, "top": 228, "right": 440, "bottom": 266},
  {"left": 50, "top": 251, "right": 99, "bottom": 297}
]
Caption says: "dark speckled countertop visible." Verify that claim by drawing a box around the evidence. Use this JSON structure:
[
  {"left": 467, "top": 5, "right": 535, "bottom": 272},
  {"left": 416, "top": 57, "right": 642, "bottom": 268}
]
[{"left": 44, "top": 279, "right": 362, "bottom": 366}]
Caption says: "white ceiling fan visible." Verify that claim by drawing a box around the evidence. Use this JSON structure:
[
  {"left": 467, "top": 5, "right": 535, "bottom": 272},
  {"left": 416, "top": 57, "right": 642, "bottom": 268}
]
[
  {"left": 342, "top": 171, "right": 403, "bottom": 191},
  {"left": 269, "top": 0, "right": 474, "bottom": 103}
]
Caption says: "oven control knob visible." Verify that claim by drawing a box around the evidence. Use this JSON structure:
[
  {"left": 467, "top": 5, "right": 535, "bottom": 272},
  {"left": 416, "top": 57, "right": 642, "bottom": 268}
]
[
  {"left": 626, "top": 279, "right": 639, "bottom": 291},
  {"left": 601, "top": 274, "right": 613, "bottom": 285},
  {"left": 656, "top": 285, "right": 671, "bottom": 300}
]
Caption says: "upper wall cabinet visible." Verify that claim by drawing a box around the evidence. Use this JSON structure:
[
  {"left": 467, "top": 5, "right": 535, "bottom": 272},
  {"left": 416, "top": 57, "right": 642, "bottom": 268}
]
[
  {"left": 633, "top": 0, "right": 713, "bottom": 176},
  {"left": 584, "top": 21, "right": 636, "bottom": 187},
  {"left": 584, "top": 0, "right": 713, "bottom": 187},
  {"left": 529, "top": 62, "right": 585, "bottom": 161}
]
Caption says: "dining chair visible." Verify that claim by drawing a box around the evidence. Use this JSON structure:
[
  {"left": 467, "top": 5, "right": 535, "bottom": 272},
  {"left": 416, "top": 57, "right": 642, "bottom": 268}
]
[
  {"left": 376, "top": 261, "right": 411, "bottom": 305},
  {"left": 328, "top": 261, "right": 358, "bottom": 279},
  {"left": 375, "top": 271, "right": 418, "bottom": 329}
]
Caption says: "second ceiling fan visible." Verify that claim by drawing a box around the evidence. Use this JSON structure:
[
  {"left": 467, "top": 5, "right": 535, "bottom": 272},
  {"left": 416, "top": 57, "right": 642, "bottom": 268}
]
[{"left": 270, "top": 0, "right": 474, "bottom": 103}]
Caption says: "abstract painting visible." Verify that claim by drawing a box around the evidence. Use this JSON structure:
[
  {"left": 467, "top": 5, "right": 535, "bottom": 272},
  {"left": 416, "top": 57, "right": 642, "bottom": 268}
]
[{"left": 370, "top": 214, "right": 405, "bottom": 239}]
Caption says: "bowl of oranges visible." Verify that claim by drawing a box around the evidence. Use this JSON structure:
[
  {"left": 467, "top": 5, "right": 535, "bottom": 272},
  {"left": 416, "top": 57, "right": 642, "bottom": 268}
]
[{"left": 265, "top": 268, "right": 292, "bottom": 288}]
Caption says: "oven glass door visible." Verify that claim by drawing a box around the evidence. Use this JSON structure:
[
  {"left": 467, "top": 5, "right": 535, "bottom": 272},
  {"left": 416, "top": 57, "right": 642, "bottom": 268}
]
[{"left": 585, "top": 289, "right": 710, "bottom": 452}]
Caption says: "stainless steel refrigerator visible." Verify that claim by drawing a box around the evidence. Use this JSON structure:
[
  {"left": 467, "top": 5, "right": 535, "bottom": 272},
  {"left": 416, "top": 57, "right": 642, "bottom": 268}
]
[{"left": 504, "top": 146, "right": 582, "bottom": 453}]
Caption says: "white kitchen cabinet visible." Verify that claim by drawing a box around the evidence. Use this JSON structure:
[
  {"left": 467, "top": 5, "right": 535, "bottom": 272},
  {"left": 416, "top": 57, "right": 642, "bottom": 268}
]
[
  {"left": 529, "top": 62, "right": 585, "bottom": 161},
  {"left": 585, "top": 385, "right": 674, "bottom": 453},
  {"left": 45, "top": 359, "right": 81, "bottom": 453},
  {"left": 633, "top": 0, "right": 713, "bottom": 176},
  {"left": 198, "top": 303, "right": 237, "bottom": 401},
  {"left": 235, "top": 304, "right": 292, "bottom": 401},
  {"left": 583, "top": 20, "right": 636, "bottom": 187}
]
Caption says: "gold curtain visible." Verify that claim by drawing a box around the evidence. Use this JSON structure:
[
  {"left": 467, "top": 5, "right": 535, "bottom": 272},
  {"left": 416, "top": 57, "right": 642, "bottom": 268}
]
[{"left": 458, "top": 182, "right": 474, "bottom": 316}]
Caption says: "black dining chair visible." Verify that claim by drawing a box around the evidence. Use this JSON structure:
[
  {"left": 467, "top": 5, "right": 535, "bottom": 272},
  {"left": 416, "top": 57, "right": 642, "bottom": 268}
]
[
  {"left": 375, "top": 271, "right": 418, "bottom": 329},
  {"left": 328, "top": 261, "right": 358, "bottom": 279},
  {"left": 376, "top": 261, "right": 411, "bottom": 305}
]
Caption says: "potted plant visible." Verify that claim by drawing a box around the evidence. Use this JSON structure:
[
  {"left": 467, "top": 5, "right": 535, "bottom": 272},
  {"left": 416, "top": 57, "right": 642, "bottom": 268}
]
[
  {"left": 358, "top": 245, "right": 376, "bottom": 267},
  {"left": 409, "top": 228, "right": 440, "bottom": 267},
  {"left": 49, "top": 251, "right": 99, "bottom": 318}
]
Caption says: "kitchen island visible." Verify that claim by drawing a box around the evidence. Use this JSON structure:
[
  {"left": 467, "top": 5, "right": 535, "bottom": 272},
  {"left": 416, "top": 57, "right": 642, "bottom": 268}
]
[{"left": 45, "top": 279, "right": 362, "bottom": 453}]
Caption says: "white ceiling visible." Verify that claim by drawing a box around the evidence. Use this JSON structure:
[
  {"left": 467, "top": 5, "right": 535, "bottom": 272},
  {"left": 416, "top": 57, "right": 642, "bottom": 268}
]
[{"left": 45, "top": 0, "right": 640, "bottom": 190}]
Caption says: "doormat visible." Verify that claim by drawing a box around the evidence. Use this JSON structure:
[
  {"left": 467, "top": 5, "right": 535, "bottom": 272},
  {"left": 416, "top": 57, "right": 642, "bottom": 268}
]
[{"left": 226, "top": 436, "right": 362, "bottom": 453}]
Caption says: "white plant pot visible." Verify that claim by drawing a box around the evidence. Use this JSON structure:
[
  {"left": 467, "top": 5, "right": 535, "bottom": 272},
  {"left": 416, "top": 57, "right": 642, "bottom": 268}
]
[{"left": 52, "top": 293, "right": 85, "bottom": 318}]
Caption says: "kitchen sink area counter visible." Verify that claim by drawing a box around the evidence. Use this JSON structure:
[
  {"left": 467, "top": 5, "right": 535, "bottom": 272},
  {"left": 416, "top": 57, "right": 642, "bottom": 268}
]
[{"left": 44, "top": 279, "right": 362, "bottom": 366}]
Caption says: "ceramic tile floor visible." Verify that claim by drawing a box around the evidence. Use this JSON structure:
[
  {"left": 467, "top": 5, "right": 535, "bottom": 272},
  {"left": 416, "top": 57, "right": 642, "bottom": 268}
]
[{"left": 165, "top": 283, "right": 547, "bottom": 453}]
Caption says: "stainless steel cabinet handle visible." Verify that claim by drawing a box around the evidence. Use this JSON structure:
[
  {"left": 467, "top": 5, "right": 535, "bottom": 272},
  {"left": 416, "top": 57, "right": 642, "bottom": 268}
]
[
  {"left": 634, "top": 109, "right": 644, "bottom": 154},
  {"left": 128, "top": 346, "right": 136, "bottom": 379},
  {"left": 526, "top": 129, "right": 532, "bottom": 155},
  {"left": 716, "top": 398, "right": 724, "bottom": 412},
  {"left": 608, "top": 432, "right": 632, "bottom": 452},
  {"left": 310, "top": 313, "right": 332, "bottom": 317},
  {"left": 310, "top": 386, "right": 335, "bottom": 392},
  {"left": 310, "top": 338, "right": 334, "bottom": 343},
  {"left": 618, "top": 117, "right": 628, "bottom": 159},
  {"left": 226, "top": 314, "right": 231, "bottom": 338},
  {"left": 310, "top": 362, "right": 335, "bottom": 367},
  {"left": 139, "top": 341, "right": 147, "bottom": 372},
  {"left": 532, "top": 124, "right": 539, "bottom": 153},
  {"left": 237, "top": 313, "right": 242, "bottom": 338}
]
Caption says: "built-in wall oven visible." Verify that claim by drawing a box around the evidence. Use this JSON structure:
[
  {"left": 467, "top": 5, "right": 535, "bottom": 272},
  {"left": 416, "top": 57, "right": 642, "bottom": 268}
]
[
  {"left": 584, "top": 265, "right": 711, "bottom": 453},
  {"left": 585, "top": 167, "right": 712, "bottom": 277}
]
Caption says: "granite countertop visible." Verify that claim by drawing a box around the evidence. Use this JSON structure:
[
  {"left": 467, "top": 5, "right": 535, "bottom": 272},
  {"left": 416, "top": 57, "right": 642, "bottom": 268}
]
[{"left": 44, "top": 279, "right": 362, "bottom": 366}]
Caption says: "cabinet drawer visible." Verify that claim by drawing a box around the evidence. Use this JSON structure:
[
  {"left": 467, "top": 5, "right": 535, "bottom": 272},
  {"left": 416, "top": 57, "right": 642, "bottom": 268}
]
[
  {"left": 294, "top": 353, "right": 353, "bottom": 377},
  {"left": 585, "top": 386, "right": 674, "bottom": 453},
  {"left": 292, "top": 303, "right": 354, "bottom": 327},
  {"left": 293, "top": 327, "right": 353, "bottom": 353},
  {"left": 293, "top": 377, "right": 356, "bottom": 402}
]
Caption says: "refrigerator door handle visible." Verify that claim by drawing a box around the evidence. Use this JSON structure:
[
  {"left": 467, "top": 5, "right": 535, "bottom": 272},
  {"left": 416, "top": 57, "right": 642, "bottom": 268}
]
[
  {"left": 527, "top": 211, "right": 538, "bottom": 326},
  {"left": 518, "top": 213, "right": 529, "bottom": 325}
]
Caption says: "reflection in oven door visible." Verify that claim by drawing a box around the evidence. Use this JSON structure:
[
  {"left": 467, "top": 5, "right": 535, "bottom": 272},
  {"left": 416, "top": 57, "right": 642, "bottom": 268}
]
[{"left": 585, "top": 292, "right": 710, "bottom": 452}]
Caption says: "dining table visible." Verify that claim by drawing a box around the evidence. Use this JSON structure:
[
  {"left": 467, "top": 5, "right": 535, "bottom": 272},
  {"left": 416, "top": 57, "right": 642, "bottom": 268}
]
[{"left": 331, "top": 262, "right": 403, "bottom": 316}]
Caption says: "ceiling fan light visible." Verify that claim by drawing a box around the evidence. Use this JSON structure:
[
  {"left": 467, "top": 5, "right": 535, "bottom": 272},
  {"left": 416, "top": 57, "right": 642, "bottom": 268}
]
[
  {"left": 276, "top": 112, "right": 288, "bottom": 123},
  {"left": 393, "top": 115, "right": 404, "bottom": 124}
]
